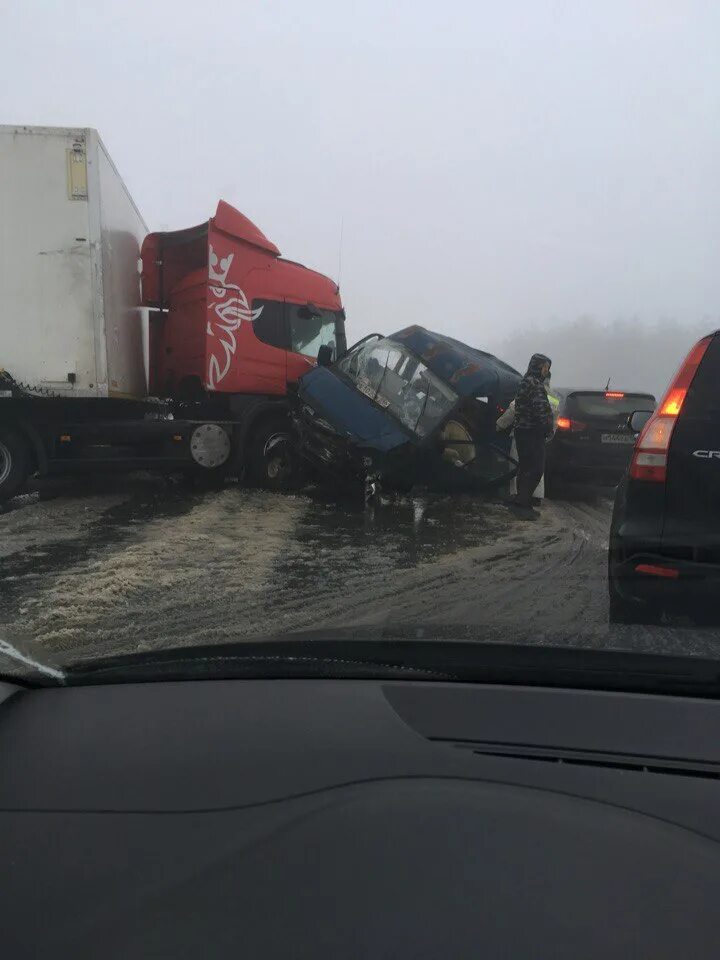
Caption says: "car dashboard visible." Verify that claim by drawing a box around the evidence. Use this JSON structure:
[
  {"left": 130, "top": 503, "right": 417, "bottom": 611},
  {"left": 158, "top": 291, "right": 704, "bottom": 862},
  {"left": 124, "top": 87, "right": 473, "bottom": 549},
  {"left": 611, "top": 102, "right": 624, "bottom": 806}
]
[{"left": 1, "top": 677, "right": 719, "bottom": 958}]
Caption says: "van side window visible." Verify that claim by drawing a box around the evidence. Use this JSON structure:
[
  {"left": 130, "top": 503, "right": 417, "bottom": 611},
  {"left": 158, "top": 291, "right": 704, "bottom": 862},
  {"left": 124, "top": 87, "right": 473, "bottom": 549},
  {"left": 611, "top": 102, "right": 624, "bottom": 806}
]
[{"left": 253, "top": 300, "right": 289, "bottom": 350}]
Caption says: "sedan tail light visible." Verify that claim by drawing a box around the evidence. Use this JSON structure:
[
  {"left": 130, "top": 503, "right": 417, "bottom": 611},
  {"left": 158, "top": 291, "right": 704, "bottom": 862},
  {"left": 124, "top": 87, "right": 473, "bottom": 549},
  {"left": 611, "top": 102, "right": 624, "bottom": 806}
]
[
  {"left": 629, "top": 335, "right": 712, "bottom": 482},
  {"left": 556, "top": 417, "right": 586, "bottom": 432}
]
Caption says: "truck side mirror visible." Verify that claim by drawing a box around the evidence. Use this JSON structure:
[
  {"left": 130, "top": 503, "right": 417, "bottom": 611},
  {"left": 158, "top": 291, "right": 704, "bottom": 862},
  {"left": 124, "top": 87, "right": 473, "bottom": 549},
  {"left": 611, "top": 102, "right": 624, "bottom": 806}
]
[
  {"left": 628, "top": 410, "right": 651, "bottom": 434},
  {"left": 317, "top": 344, "right": 333, "bottom": 367}
]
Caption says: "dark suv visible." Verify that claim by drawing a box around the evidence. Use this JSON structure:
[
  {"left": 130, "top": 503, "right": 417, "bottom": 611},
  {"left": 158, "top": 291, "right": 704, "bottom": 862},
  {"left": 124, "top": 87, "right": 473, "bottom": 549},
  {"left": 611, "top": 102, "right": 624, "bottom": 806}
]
[
  {"left": 608, "top": 332, "right": 720, "bottom": 623},
  {"left": 545, "top": 389, "right": 655, "bottom": 495}
]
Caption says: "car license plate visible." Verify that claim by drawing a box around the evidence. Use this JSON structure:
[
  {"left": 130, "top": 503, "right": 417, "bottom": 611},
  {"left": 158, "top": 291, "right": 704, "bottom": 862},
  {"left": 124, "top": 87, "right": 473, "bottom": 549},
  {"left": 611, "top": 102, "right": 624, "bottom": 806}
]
[{"left": 601, "top": 433, "right": 635, "bottom": 444}]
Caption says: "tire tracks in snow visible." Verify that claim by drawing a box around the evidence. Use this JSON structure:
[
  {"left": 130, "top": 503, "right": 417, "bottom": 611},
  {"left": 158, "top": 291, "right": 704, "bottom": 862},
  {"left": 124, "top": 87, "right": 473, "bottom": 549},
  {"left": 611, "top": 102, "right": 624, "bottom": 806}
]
[
  {"left": 4, "top": 482, "right": 719, "bottom": 666},
  {"left": 315, "top": 498, "right": 615, "bottom": 639}
]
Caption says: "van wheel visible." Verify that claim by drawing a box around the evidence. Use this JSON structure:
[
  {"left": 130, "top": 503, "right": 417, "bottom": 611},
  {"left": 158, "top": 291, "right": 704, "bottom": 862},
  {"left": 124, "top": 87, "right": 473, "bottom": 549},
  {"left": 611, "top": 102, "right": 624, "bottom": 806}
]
[
  {"left": 439, "top": 419, "right": 477, "bottom": 466},
  {"left": 249, "top": 416, "right": 299, "bottom": 491},
  {"left": 0, "top": 427, "right": 30, "bottom": 502}
]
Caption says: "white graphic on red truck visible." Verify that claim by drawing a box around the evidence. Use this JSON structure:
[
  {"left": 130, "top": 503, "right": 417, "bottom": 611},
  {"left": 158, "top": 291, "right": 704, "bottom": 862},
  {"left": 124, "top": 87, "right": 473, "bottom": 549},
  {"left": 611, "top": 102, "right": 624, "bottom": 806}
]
[{"left": 206, "top": 246, "right": 263, "bottom": 389}]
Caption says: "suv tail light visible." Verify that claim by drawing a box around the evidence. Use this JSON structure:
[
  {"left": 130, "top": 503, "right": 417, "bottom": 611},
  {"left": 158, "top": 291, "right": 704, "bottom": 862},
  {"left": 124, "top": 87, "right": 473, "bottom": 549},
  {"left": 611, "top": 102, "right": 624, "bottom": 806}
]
[
  {"left": 557, "top": 417, "right": 586, "bottom": 432},
  {"left": 635, "top": 562, "right": 680, "bottom": 579},
  {"left": 629, "top": 335, "right": 712, "bottom": 482}
]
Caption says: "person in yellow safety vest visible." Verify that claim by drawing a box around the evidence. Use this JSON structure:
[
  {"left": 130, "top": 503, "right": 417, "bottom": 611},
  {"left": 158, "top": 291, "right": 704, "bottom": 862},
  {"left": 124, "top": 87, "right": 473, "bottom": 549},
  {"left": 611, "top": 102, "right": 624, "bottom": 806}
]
[
  {"left": 496, "top": 373, "right": 560, "bottom": 502},
  {"left": 547, "top": 376, "right": 561, "bottom": 425}
]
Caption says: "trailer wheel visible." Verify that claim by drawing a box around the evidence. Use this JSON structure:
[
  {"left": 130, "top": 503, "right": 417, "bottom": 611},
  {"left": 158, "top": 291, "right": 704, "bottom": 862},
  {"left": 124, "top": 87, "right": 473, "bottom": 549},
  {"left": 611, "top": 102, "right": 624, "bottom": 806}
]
[
  {"left": 0, "top": 427, "right": 29, "bottom": 502},
  {"left": 249, "top": 416, "right": 299, "bottom": 491}
]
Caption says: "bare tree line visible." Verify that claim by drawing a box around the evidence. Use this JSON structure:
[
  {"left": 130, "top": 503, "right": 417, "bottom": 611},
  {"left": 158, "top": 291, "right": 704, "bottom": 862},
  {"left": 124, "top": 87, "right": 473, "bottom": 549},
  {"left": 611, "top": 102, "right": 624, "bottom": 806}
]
[{"left": 492, "top": 317, "right": 718, "bottom": 397}]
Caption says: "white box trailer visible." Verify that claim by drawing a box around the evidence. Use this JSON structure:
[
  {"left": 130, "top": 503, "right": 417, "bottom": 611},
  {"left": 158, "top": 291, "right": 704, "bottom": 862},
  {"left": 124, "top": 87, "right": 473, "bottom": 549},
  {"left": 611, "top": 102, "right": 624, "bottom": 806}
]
[
  {"left": 0, "top": 125, "right": 148, "bottom": 398},
  {"left": 0, "top": 127, "right": 310, "bottom": 501}
]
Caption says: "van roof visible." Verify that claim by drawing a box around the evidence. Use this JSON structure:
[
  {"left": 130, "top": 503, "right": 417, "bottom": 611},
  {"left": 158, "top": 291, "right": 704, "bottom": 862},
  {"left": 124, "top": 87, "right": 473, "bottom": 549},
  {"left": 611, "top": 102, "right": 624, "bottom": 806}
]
[{"left": 390, "top": 326, "right": 522, "bottom": 399}]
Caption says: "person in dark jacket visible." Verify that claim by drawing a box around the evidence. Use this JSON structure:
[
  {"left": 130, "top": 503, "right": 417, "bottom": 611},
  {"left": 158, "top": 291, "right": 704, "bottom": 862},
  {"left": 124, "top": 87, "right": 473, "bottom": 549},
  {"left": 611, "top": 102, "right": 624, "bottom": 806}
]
[{"left": 510, "top": 353, "right": 553, "bottom": 517}]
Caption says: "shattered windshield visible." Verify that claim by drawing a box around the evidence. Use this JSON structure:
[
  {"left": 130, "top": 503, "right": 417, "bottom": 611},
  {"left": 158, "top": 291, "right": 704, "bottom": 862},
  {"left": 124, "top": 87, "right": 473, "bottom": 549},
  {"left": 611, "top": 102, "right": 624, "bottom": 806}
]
[{"left": 337, "top": 338, "right": 458, "bottom": 437}]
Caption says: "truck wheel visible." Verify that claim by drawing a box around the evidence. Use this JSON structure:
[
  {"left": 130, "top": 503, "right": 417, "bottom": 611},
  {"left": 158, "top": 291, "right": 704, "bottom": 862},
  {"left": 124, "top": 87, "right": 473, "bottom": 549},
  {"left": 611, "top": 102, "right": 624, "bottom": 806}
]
[
  {"left": 249, "top": 416, "right": 299, "bottom": 491},
  {"left": 189, "top": 423, "right": 232, "bottom": 471},
  {"left": 0, "top": 427, "right": 29, "bottom": 502},
  {"left": 185, "top": 423, "right": 232, "bottom": 487}
]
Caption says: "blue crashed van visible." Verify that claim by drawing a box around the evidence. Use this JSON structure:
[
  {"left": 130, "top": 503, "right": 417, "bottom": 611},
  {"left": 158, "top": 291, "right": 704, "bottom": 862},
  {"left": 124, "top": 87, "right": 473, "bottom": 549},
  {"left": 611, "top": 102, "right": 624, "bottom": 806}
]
[{"left": 294, "top": 325, "right": 522, "bottom": 494}]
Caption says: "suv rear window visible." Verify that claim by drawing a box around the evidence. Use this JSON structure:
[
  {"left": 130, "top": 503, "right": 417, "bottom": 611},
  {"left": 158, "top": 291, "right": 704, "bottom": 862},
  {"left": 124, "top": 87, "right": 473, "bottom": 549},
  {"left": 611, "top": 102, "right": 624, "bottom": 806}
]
[
  {"left": 682, "top": 333, "right": 720, "bottom": 418},
  {"left": 567, "top": 393, "right": 655, "bottom": 418}
]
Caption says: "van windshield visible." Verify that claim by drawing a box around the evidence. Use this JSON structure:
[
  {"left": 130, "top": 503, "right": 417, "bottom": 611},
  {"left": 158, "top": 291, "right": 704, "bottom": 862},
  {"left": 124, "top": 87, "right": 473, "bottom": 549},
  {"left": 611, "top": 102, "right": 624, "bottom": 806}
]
[{"left": 337, "top": 337, "right": 458, "bottom": 437}]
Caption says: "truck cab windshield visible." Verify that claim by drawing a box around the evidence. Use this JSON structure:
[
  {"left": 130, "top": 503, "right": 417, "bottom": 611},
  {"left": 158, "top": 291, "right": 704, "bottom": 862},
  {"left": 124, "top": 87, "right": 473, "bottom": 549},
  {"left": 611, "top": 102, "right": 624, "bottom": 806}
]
[
  {"left": 336, "top": 337, "right": 458, "bottom": 437},
  {"left": 289, "top": 305, "right": 344, "bottom": 361}
]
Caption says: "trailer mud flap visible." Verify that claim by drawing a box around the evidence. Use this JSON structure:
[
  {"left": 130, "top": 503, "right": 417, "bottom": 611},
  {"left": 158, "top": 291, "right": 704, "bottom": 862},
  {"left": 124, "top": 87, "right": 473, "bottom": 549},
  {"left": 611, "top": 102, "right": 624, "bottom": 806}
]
[{"left": 6, "top": 417, "right": 48, "bottom": 475}]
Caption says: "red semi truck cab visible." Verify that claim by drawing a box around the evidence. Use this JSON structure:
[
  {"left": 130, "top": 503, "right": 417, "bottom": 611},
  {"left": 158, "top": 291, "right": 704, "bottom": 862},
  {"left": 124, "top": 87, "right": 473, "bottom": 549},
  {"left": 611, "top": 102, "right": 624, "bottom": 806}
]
[{"left": 141, "top": 201, "right": 346, "bottom": 399}]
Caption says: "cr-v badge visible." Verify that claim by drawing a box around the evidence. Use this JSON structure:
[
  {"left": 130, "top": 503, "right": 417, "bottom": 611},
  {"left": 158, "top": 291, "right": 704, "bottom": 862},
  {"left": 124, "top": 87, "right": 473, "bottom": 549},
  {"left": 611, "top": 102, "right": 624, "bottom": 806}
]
[{"left": 693, "top": 450, "right": 720, "bottom": 459}]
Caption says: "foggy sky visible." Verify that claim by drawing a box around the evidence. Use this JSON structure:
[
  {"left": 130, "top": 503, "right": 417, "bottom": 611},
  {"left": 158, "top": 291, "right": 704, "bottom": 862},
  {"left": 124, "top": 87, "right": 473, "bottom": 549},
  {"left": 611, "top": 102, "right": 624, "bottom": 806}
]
[
  {"left": 2, "top": 0, "right": 719, "bottom": 377},
  {"left": 494, "top": 316, "right": 711, "bottom": 396}
]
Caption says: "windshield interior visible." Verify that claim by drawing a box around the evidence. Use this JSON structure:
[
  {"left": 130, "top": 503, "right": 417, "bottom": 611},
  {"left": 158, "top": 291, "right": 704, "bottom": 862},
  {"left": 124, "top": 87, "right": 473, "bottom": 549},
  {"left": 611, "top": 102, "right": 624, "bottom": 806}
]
[
  {"left": 2, "top": 3, "right": 720, "bottom": 693},
  {"left": 337, "top": 338, "right": 458, "bottom": 437}
]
